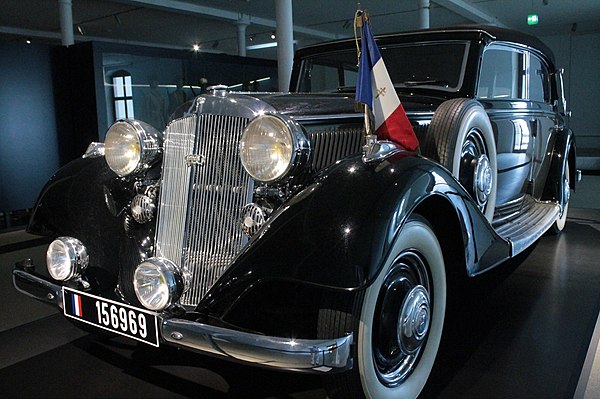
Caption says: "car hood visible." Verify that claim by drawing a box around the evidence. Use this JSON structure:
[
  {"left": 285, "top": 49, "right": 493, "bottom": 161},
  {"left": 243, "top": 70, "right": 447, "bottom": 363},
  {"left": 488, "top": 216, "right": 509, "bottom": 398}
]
[{"left": 252, "top": 92, "right": 443, "bottom": 118}]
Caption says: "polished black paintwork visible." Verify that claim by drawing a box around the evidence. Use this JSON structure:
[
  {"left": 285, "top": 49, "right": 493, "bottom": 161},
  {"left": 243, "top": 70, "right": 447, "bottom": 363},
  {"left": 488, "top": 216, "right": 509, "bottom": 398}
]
[
  {"left": 20, "top": 25, "right": 572, "bottom": 334},
  {"left": 195, "top": 153, "right": 510, "bottom": 317}
]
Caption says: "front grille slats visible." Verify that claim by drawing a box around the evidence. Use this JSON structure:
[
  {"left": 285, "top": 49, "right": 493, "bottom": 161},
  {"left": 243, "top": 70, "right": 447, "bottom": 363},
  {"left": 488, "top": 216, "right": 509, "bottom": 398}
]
[
  {"left": 155, "top": 114, "right": 363, "bottom": 307},
  {"left": 308, "top": 127, "right": 363, "bottom": 171},
  {"left": 156, "top": 113, "right": 251, "bottom": 306}
]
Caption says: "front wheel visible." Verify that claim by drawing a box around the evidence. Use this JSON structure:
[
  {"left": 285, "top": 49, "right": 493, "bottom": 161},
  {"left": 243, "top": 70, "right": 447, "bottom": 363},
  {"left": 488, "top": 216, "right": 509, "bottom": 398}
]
[{"left": 319, "top": 216, "right": 446, "bottom": 398}]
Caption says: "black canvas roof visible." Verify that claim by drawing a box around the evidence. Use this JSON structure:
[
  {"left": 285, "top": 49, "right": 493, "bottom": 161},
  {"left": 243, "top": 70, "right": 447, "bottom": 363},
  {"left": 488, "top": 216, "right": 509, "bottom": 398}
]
[{"left": 296, "top": 25, "right": 556, "bottom": 69}]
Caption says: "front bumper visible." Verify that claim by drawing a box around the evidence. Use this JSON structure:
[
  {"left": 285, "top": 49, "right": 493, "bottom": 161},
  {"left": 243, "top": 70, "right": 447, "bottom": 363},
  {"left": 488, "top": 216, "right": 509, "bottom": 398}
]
[{"left": 12, "top": 260, "right": 353, "bottom": 373}]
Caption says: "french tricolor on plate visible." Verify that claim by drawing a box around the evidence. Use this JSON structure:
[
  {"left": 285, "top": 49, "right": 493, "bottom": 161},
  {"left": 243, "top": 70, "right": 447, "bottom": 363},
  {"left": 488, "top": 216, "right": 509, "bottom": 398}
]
[
  {"left": 355, "top": 16, "right": 419, "bottom": 151},
  {"left": 72, "top": 293, "right": 83, "bottom": 317}
]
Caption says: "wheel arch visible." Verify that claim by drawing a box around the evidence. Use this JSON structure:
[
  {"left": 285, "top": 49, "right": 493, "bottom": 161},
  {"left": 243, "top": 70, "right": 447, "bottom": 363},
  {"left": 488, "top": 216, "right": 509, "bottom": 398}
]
[
  {"left": 541, "top": 127, "right": 576, "bottom": 203},
  {"left": 413, "top": 195, "right": 469, "bottom": 283}
]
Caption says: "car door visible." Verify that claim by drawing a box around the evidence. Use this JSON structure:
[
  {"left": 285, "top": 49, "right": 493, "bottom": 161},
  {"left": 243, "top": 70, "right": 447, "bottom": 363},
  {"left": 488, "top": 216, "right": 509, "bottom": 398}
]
[{"left": 476, "top": 44, "right": 550, "bottom": 206}]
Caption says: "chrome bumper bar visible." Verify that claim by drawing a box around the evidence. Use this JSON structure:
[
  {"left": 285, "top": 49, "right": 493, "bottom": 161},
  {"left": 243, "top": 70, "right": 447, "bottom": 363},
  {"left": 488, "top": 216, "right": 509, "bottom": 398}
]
[
  {"left": 12, "top": 260, "right": 353, "bottom": 373},
  {"left": 162, "top": 318, "right": 353, "bottom": 373},
  {"left": 13, "top": 259, "right": 64, "bottom": 308}
]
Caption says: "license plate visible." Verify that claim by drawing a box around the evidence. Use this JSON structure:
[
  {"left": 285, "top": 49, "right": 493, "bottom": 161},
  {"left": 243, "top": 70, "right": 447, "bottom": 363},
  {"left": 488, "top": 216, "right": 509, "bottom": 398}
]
[{"left": 63, "top": 287, "right": 159, "bottom": 347}]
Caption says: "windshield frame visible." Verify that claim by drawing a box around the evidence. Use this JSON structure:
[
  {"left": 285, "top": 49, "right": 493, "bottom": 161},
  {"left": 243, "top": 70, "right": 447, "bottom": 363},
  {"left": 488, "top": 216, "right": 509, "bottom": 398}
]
[{"left": 295, "top": 40, "right": 471, "bottom": 94}]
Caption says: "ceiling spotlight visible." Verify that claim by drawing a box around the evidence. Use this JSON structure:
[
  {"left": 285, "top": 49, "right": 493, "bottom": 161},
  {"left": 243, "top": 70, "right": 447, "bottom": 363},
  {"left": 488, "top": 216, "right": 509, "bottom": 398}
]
[
  {"left": 249, "top": 34, "right": 255, "bottom": 41},
  {"left": 270, "top": 31, "right": 276, "bottom": 39},
  {"left": 76, "top": 24, "right": 85, "bottom": 35},
  {"left": 192, "top": 43, "right": 200, "bottom": 52},
  {"left": 25, "top": 38, "right": 32, "bottom": 44}
]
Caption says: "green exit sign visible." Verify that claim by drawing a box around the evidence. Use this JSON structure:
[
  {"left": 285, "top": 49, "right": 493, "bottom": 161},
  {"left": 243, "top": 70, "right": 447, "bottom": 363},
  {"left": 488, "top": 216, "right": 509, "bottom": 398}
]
[{"left": 527, "top": 14, "right": 539, "bottom": 25}]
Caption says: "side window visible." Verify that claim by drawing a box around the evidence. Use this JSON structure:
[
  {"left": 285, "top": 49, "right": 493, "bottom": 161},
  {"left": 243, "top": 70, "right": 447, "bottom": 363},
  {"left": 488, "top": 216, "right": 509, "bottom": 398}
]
[
  {"left": 478, "top": 48, "right": 524, "bottom": 100},
  {"left": 526, "top": 53, "right": 550, "bottom": 103},
  {"left": 112, "top": 70, "right": 134, "bottom": 120}
]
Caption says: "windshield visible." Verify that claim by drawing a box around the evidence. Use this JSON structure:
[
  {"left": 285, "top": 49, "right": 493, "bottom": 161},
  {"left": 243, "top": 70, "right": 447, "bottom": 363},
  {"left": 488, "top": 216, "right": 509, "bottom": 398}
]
[{"left": 296, "top": 41, "right": 470, "bottom": 93}]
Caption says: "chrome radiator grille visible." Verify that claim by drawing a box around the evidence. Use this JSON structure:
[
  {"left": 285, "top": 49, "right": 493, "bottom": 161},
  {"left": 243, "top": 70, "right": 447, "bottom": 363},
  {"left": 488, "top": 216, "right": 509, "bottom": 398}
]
[
  {"left": 308, "top": 127, "right": 364, "bottom": 171},
  {"left": 155, "top": 114, "right": 252, "bottom": 306}
]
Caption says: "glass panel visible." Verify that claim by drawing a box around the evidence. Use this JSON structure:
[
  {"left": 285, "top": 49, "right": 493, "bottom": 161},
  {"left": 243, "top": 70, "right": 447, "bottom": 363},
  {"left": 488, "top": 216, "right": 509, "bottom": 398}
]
[
  {"left": 124, "top": 75, "right": 132, "bottom": 97},
  {"left": 113, "top": 76, "right": 124, "bottom": 98},
  {"left": 528, "top": 54, "right": 549, "bottom": 103},
  {"left": 102, "top": 52, "right": 277, "bottom": 131},
  {"left": 126, "top": 99, "right": 135, "bottom": 119},
  {"left": 115, "top": 99, "right": 126, "bottom": 120},
  {"left": 478, "top": 48, "right": 524, "bottom": 100},
  {"left": 297, "top": 42, "right": 469, "bottom": 93}
]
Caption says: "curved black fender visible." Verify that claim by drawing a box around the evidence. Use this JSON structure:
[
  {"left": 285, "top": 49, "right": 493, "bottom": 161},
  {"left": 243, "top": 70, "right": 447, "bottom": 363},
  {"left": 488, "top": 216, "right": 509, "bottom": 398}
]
[
  {"left": 542, "top": 127, "right": 576, "bottom": 204},
  {"left": 197, "top": 152, "right": 511, "bottom": 316},
  {"left": 26, "top": 156, "right": 141, "bottom": 293}
]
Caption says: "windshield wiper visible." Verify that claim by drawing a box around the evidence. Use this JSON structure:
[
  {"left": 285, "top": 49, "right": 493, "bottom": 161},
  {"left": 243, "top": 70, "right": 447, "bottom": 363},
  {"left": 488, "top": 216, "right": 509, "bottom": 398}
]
[{"left": 401, "top": 79, "right": 449, "bottom": 87}]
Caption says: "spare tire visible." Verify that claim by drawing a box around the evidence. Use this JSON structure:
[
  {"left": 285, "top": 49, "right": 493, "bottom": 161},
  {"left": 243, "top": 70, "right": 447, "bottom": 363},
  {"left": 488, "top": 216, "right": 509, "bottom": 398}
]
[{"left": 422, "top": 98, "right": 497, "bottom": 221}]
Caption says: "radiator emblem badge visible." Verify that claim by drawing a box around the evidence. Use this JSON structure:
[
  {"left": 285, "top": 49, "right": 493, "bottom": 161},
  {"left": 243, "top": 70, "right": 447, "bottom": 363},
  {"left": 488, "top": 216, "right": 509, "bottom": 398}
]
[{"left": 185, "top": 154, "right": 206, "bottom": 167}]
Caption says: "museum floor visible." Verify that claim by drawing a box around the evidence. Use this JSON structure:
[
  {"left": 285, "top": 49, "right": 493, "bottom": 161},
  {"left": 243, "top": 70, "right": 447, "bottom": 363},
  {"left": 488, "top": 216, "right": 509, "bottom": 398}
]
[{"left": 1, "top": 177, "right": 599, "bottom": 398}]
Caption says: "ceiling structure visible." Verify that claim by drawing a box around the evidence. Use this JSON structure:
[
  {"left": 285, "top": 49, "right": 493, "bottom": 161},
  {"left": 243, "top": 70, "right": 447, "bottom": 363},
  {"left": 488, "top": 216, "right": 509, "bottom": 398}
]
[{"left": 1, "top": 0, "right": 600, "bottom": 59}]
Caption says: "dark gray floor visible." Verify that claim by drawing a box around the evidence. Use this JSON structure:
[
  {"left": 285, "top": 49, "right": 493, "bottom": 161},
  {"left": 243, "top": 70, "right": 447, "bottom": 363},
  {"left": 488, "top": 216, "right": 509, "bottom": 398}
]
[{"left": 1, "top": 210, "right": 599, "bottom": 398}]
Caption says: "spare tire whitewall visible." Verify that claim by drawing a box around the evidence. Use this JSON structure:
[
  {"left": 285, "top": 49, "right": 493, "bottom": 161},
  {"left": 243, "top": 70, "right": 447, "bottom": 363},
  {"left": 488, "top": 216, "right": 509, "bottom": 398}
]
[{"left": 423, "top": 98, "right": 498, "bottom": 221}]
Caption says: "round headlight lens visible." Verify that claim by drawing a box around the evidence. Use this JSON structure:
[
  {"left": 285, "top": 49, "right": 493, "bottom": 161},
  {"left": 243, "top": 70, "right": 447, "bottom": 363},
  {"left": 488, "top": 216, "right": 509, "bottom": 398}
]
[
  {"left": 133, "top": 258, "right": 184, "bottom": 311},
  {"left": 46, "top": 237, "right": 88, "bottom": 281},
  {"left": 239, "top": 115, "right": 295, "bottom": 182},
  {"left": 105, "top": 121, "right": 142, "bottom": 177}
]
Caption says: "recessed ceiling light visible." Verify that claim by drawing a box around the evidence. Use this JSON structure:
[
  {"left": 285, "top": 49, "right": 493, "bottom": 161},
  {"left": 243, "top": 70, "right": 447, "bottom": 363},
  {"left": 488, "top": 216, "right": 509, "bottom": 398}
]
[{"left": 192, "top": 43, "right": 200, "bottom": 52}]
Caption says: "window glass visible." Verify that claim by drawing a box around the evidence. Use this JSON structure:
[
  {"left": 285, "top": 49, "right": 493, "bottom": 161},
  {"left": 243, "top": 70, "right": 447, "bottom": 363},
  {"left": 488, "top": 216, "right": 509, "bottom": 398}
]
[
  {"left": 527, "top": 54, "right": 550, "bottom": 103},
  {"left": 297, "top": 42, "right": 469, "bottom": 93},
  {"left": 112, "top": 71, "right": 134, "bottom": 120},
  {"left": 478, "top": 48, "right": 524, "bottom": 100}
]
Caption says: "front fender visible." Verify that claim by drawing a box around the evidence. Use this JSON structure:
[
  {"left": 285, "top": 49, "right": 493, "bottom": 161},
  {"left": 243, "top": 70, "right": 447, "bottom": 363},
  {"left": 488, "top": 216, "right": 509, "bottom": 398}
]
[{"left": 198, "top": 152, "right": 510, "bottom": 315}]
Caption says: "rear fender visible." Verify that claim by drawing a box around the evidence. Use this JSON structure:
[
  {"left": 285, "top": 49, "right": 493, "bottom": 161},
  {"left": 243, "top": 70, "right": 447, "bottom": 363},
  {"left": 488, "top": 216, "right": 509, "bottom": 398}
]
[{"left": 542, "top": 127, "right": 576, "bottom": 203}]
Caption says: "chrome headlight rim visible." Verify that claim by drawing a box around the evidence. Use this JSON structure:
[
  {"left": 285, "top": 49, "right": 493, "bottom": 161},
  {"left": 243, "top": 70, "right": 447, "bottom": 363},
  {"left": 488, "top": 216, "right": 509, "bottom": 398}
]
[
  {"left": 239, "top": 113, "right": 310, "bottom": 183},
  {"left": 104, "top": 119, "right": 162, "bottom": 177},
  {"left": 46, "top": 237, "right": 89, "bottom": 281},
  {"left": 133, "top": 257, "right": 186, "bottom": 311}
]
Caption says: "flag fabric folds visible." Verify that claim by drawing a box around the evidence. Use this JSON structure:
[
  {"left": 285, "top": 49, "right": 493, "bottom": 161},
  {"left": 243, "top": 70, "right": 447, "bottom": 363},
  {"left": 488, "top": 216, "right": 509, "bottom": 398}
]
[{"left": 355, "top": 17, "right": 419, "bottom": 151}]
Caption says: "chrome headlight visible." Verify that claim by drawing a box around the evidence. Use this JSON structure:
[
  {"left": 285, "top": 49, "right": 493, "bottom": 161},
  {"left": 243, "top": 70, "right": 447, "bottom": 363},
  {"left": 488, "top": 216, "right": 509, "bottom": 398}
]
[
  {"left": 46, "top": 237, "right": 89, "bottom": 281},
  {"left": 239, "top": 114, "right": 309, "bottom": 182},
  {"left": 133, "top": 258, "right": 185, "bottom": 311},
  {"left": 104, "top": 120, "right": 161, "bottom": 177}
]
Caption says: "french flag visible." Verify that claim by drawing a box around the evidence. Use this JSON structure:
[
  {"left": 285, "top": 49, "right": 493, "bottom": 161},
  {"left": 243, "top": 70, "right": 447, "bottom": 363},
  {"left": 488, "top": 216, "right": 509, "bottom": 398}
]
[
  {"left": 355, "top": 18, "right": 419, "bottom": 151},
  {"left": 72, "top": 293, "right": 83, "bottom": 317}
]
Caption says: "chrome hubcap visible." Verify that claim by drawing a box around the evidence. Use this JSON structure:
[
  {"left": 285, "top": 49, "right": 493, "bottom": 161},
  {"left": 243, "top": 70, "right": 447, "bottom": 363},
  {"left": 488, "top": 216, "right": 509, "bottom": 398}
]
[
  {"left": 474, "top": 154, "right": 492, "bottom": 205},
  {"left": 460, "top": 129, "right": 491, "bottom": 211},
  {"left": 372, "top": 251, "right": 431, "bottom": 386},
  {"left": 398, "top": 285, "right": 430, "bottom": 355}
]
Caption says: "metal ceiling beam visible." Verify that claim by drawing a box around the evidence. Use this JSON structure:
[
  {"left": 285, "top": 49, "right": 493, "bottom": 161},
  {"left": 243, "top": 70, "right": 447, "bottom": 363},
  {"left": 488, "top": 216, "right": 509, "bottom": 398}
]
[
  {"left": 433, "top": 0, "right": 507, "bottom": 27},
  {"left": 113, "top": 0, "right": 339, "bottom": 40}
]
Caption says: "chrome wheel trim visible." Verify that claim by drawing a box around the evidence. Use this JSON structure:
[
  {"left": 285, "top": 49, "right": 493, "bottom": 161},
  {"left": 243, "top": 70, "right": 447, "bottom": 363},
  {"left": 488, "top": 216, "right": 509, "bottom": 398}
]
[
  {"left": 459, "top": 129, "right": 491, "bottom": 211},
  {"left": 372, "top": 251, "right": 432, "bottom": 386},
  {"left": 555, "top": 160, "right": 571, "bottom": 231},
  {"left": 358, "top": 219, "right": 446, "bottom": 399}
]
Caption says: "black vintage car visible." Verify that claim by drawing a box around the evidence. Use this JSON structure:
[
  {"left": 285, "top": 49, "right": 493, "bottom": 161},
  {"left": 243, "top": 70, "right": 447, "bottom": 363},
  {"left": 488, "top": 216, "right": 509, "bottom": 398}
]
[{"left": 13, "top": 26, "right": 575, "bottom": 398}]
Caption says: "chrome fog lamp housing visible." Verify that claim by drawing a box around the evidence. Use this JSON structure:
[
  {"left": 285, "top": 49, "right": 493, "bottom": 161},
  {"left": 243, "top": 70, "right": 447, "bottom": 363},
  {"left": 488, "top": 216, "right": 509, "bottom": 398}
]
[
  {"left": 104, "top": 120, "right": 161, "bottom": 177},
  {"left": 133, "top": 258, "right": 185, "bottom": 311},
  {"left": 239, "top": 114, "right": 309, "bottom": 182},
  {"left": 46, "top": 237, "right": 89, "bottom": 281}
]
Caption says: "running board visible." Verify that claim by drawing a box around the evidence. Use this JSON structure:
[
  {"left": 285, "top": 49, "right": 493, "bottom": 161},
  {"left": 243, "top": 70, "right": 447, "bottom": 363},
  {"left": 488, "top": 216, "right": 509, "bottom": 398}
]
[{"left": 494, "top": 196, "right": 560, "bottom": 256}]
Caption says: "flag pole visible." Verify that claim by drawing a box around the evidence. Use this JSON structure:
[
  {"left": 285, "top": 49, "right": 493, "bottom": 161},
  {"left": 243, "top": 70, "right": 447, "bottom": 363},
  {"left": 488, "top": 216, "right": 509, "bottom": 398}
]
[{"left": 354, "top": 8, "right": 378, "bottom": 156}]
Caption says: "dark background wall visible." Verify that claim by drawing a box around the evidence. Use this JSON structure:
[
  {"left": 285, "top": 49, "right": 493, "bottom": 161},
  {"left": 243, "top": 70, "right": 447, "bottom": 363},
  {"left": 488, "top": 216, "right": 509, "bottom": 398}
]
[{"left": 0, "top": 42, "right": 60, "bottom": 214}]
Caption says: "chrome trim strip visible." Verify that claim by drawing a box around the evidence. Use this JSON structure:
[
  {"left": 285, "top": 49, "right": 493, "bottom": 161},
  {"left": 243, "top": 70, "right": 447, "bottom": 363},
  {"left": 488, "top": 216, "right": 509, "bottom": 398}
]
[
  {"left": 495, "top": 196, "right": 560, "bottom": 256},
  {"left": 162, "top": 318, "right": 353, "bottom": 372},
  {"left": 295, "top": 113, "right": 363, "bottom": 122}
]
